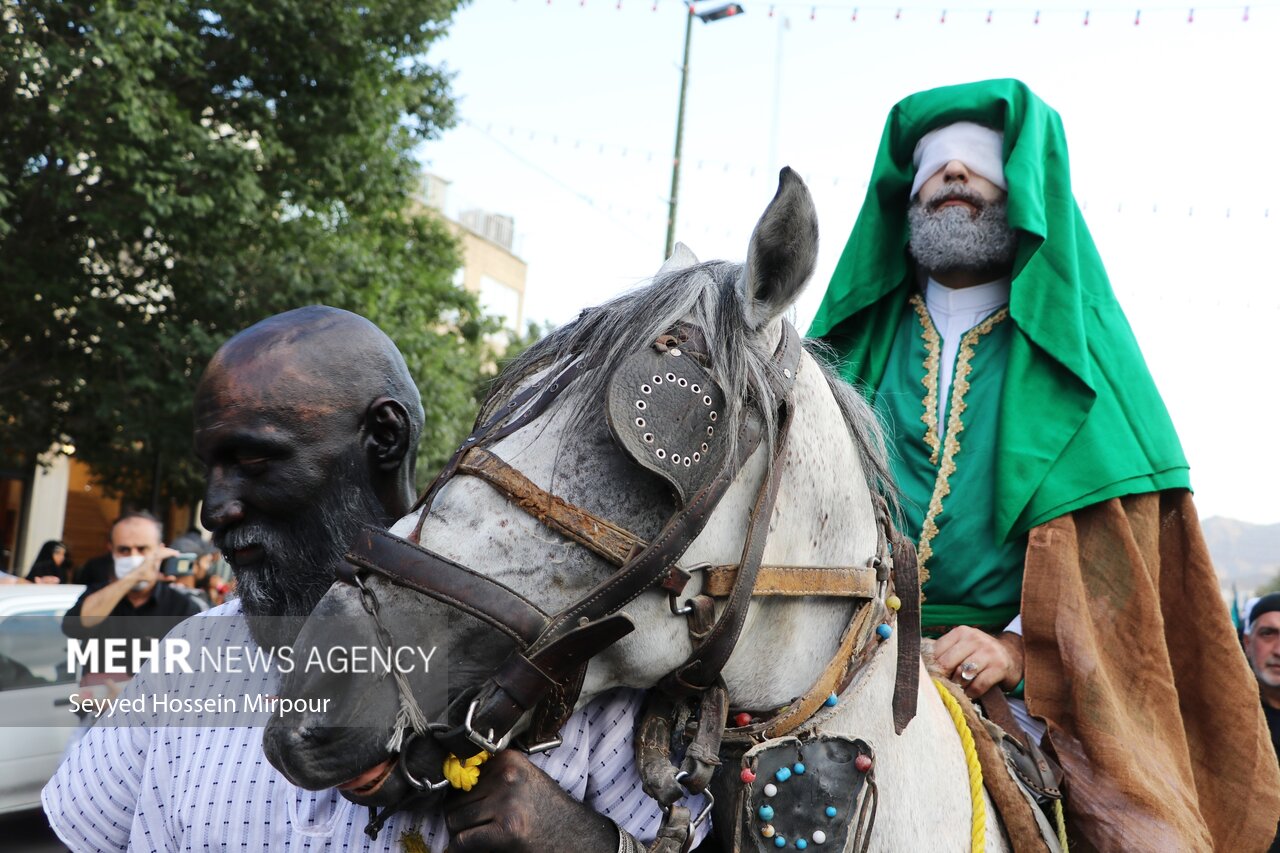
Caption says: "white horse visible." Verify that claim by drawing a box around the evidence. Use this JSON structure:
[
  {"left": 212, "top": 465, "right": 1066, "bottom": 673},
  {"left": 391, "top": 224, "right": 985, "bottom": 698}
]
[{"left": 267, "top": 169, "right": 1009, "bottom": 852}]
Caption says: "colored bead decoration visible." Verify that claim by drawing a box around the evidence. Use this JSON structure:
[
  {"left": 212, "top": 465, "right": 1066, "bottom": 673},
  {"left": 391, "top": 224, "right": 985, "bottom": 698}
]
[
  {"left": 761, "top": 825, "right": 775, "bottom": 838},
  {"left": 741, "top": 768, "right": 757, "bottom": 783},
  {"left": 825, "top": 806, "right": 838, "bottom": 818},
  {"left": 823, "top": 693, "right": 838, "bottom": 708},
  {"left": 775, "top": 766, "right": 792, "bottom": 782},
  {"left": 887, "top": 594, "right": 902, "bottom": 611},
  {"left": 812, "top": 830, "right": 827, "bottom": 844},
  {"left": 774, "top": 837, "right": 786, "bottom": 848},
  {"left": 763, "top": 783, "right": 778, "bottom": 797},
  {"left": 792, "top": 762, "right": 806, "bottom": 775},
  {"left": 758, "top": 805, "right": 775, "bottom": 821},
  {"left": 855, "top": 754, "right": 873, "bottom": 772},
  {"left": 734, "top": 712, "right": 753, "bottom": 727},
  {"left": 876, "top": 623, "right": 892, "bottom": 640},
  {"left": 796, "top": 841, "right": 808, "bottom": 850}
]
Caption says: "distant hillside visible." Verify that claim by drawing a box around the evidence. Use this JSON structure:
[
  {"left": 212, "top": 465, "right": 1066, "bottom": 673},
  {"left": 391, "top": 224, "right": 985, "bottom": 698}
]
[{"left": 1202, "top": 516, "right": 1280, "bottom": 595}]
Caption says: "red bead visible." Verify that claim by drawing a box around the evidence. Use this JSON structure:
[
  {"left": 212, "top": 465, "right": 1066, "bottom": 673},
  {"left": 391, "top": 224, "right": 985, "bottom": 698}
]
[
  {"left": 855, "top": 754, "right": 873, "bottom": 772},
  {"left": 740, "top": 768, "right": 757, "bottom": 783},
  {"left": 734, "top": 712, "right": 753, "bottom": 727}
]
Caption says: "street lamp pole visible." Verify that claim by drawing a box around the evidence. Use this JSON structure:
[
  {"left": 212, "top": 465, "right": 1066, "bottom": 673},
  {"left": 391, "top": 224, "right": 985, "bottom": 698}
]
[
  {"left": 664, "top": 3, "right": 743, "bottom": 260},
  {"left": 664, "top": 4, "right": 695, "bottom": 260}
]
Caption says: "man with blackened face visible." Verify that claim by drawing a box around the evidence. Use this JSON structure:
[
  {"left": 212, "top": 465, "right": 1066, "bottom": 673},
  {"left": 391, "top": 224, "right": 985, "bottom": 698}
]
[{"left": 193, "top": 307, "right": 420, "bottom": 649}]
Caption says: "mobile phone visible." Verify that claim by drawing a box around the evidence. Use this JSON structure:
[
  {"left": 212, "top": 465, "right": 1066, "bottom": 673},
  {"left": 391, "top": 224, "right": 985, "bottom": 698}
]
[{"left": 161, "top": 553, "right": 199, "bottom": 576}]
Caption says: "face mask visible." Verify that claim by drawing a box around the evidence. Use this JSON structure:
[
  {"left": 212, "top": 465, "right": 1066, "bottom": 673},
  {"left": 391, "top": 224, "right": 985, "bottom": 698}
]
[{"left": 114, "top": 555, "right": 148, "bottom": 590}]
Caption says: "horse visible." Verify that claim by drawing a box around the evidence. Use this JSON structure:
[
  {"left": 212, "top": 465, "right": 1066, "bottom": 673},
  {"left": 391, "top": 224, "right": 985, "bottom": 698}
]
[{"left": 263, "top": 169, "right": 1010, "bottom": 852}]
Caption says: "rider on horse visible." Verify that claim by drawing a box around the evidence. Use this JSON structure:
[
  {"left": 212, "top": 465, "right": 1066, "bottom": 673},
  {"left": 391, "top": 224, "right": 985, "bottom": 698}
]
[{"left": 809, "top": 78, "right": 1280, "bottom": 851}]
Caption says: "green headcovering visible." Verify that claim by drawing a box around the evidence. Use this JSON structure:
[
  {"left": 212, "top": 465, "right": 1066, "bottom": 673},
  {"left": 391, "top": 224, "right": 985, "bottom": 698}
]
[{"left": 809, "top": 78, "right": 1189, "bottom": 542}]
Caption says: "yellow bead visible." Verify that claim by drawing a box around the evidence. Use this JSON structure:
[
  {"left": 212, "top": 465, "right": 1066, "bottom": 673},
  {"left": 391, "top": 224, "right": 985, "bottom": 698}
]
[
  {"left": 761, "top": 825, "right": 775, "bottom": 838},
  {"left": 886, "top": 594, "right": 902, "bottom": 611}
]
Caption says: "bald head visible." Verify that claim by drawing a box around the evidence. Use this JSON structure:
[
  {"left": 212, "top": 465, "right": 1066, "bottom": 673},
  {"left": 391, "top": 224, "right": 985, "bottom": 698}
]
[{"left": 199, "top": 306, "right": 422, "bottom": 445}]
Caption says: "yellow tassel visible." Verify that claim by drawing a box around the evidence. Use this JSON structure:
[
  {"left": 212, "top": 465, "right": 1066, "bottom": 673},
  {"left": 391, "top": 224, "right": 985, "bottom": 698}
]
[
  {"left": 932, "top": 678, "right": 986, "bottom": 853},
  {"left": 442, "top": 751, "right": 489, "bottom": 791}
]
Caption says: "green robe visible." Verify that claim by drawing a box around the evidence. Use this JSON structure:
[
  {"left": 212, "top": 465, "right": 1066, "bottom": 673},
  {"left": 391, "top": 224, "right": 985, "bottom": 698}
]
[{"left": 877, "top": 296, "right": 1023, "bottom": 630}]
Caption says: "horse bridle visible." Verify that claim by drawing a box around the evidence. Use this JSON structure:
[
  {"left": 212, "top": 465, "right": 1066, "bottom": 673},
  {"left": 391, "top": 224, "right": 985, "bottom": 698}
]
[{"left": 333, "top": 320, "right": 920, "bottom": 841}]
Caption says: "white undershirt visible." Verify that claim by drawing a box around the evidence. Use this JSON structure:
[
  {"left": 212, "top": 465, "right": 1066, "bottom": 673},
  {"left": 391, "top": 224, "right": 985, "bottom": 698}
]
[{"left": 924, "top": 276, "right": 1011, "bottom": 439}]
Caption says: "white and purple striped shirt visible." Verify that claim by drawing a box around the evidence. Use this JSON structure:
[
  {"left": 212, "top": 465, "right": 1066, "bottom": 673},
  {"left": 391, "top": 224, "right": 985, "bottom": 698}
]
[{"left": 42, "top": 600, "right": 707, "bottom": 851}]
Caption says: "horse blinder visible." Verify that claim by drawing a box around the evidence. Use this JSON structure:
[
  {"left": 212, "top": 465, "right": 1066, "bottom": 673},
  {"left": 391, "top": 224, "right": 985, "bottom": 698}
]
[{"left": 606, "top": 331, "right": 730, "bottom": 508}]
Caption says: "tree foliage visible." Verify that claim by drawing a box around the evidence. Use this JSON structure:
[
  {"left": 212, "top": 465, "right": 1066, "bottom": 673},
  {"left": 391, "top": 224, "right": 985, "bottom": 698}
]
[{"left": 0, "top": 0, "right": 497, "bottom": 508}]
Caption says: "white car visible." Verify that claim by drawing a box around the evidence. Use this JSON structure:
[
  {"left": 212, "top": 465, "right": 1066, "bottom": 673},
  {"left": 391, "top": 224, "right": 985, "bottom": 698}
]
[{"left": 0, "top": 584, "right": 84, "bottom": 815}]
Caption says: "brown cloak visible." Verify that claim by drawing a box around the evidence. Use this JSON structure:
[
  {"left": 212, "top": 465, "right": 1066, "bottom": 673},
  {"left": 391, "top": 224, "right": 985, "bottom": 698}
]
[{"left": 1023, "top": 490, "right": 1280, "bottom": 851}]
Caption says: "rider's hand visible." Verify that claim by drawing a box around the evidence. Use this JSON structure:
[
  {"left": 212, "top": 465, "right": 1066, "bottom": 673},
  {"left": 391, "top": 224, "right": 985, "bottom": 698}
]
[
  {"left": 443, "top": 750, "right": 619, "bottom": 853},
  {"left": 934, "top": 626, "right": 1024, "bottom": 698}
]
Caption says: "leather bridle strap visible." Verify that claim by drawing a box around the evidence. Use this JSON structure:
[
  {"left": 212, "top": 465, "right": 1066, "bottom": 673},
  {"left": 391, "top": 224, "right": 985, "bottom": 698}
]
[
  {"left": 460, "top": 446, "right": 882, "bottom": 600},
  {"left": 341, "top": 527, "right": 548, "bottom": 647},
  {"left": 456, "top": 447, "right": 645, "bottom": 566},
  {"left": 434, "top": 409, "right": 769, "bottom": 760},
  {"left": 409, "top": 356, "right": 595, "bottom": 543},
  {"left": 658, "top": 402, "right": 795, "bottom": 697}
]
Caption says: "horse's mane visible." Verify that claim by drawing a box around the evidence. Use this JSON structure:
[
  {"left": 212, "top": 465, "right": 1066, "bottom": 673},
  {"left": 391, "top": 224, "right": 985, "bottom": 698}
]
[{"left": 482, "top": 261, "right": 897, "bottom": 509}]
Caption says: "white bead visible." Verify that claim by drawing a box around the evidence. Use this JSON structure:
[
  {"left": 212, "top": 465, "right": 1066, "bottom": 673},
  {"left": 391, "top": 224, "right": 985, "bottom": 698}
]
[
  {"left": 763, "top": 783, "right": 778, "bottom": 797},
  {"left": 812, "top": 830, "right": 827, "bottom": 844}
]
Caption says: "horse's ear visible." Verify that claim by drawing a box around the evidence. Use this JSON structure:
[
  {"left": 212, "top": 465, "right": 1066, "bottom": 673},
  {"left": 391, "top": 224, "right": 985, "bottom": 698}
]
[
  {"left": 740, "top": 167, "right": 818, "bottom": 330},
  {"left": 658, "top": 242, "right": 700, "bottom": 276}
]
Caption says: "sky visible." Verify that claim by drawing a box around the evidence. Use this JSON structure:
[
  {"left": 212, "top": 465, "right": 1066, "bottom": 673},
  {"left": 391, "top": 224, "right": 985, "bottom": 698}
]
[{"left": 417, "top": 0, "right": 1280, "bottom": 525}]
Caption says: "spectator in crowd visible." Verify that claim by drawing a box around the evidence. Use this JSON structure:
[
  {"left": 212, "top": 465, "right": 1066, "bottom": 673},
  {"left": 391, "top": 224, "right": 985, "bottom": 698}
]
[
  {"left": 167, "top": 531, "right": 219, "bottom": 608},
  {"left": 28, "top": 539, "right": 72, "bottom": 583},
  {"left": 73, "top": 547, "right": 115, "bottom": 588},
  {"left": 61, "top": 511, "right": 203, "bottom": 680},
  {"left": 1245, "top": 593, "right": 1280, "bottom": 852}
]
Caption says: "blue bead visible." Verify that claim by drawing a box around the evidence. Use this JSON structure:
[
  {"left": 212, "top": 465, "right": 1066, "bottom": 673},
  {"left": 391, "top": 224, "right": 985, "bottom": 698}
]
[
  {"left": 796, "top": 841, "right": 808, "bottom": 850},
  {"left": 775, "top": 767, "right": 792, "bottom": 782},
  {"left": 774, "top": 837, "right": 786, "bottom": 848},
  {"left": 876, "top": 623, "right": 893, "bottom": 640},
  {"left": 758, "top": 805, "right": 775, "bottom": 821},
  {"left": 825, "top": 805, "right": 838, "bottom": 818},
  {"left": 793, "top": 762, "right": 806, "bottom": 775},
  {"left": 824, "top": 692, "right": 838, "bottom": 707}
]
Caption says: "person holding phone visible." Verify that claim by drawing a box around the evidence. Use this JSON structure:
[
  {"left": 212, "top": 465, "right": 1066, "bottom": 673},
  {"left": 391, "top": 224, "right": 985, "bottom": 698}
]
[{"left": 61, "top": 510, "right": 204, "bottom": 681}]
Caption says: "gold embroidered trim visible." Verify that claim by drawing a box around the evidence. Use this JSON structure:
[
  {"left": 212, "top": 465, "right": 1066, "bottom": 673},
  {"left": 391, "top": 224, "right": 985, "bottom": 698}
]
[
  {"left": 911, "top": 294, "right": 943, "bottom": 465},
  {"left": 915, "top": 305, "right": 1011, "bottom": 588}
]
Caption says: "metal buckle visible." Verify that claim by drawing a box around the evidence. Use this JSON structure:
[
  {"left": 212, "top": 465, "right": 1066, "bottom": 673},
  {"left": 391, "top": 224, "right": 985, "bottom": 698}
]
[
  {"left": 395, "top": 732, "right": 450, "bottom": 792},
  {"left": 517, "top": 736, "right": 563, "bottom": 755},
  {"left": 668, "top": 563, "right": 710, "bottom": 615},
  {"left": 461, "top": 698, "right": 513, "bottom": 755},
  {"left": 353, "top": 573, "right": 379, "bottom": 615},
  {"left": 665, "top": 770, "right": 715, "bottom": 831}
]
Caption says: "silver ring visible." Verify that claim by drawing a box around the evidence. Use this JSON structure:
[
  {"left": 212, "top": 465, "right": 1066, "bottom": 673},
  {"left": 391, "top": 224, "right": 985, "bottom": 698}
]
[{"left": 960, "top": 661, "right": 979, "bottom": 682}]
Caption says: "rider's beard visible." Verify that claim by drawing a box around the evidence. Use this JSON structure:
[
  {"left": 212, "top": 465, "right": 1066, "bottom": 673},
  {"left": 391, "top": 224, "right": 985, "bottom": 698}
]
[
  {"left": 217, "top": 455, "right": 387, "bottom": 650},
  {"left": 907, "top": 185, "right": 1018, "bottom": 279}
]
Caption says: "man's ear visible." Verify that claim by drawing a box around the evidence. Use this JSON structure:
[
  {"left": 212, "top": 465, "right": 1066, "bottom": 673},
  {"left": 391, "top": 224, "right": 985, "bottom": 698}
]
[{"left": 363, "top": 397, "right": 413, "bottom": 471}]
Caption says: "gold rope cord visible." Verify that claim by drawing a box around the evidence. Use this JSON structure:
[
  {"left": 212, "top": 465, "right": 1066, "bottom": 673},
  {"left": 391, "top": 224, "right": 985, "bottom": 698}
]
[{"left": 913, "top": 300, "right": 1010, "bottom": 586}]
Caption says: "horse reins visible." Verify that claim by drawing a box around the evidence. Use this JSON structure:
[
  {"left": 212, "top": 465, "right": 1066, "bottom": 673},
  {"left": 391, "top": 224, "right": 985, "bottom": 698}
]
[{"left": 334, "top": 320, "right": 920, "bottom": 843}]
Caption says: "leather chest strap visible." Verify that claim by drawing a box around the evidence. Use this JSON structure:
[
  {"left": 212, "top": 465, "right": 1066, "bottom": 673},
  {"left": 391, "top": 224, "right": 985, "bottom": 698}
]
[{"left": 890, "top": 534, "right": 921, "bottom": 734}]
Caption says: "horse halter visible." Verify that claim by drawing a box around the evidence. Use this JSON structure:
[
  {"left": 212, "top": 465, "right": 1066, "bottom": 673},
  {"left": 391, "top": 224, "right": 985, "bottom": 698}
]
[{"left": 333, "top": 319, "right": 920, "bottom": 841}]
